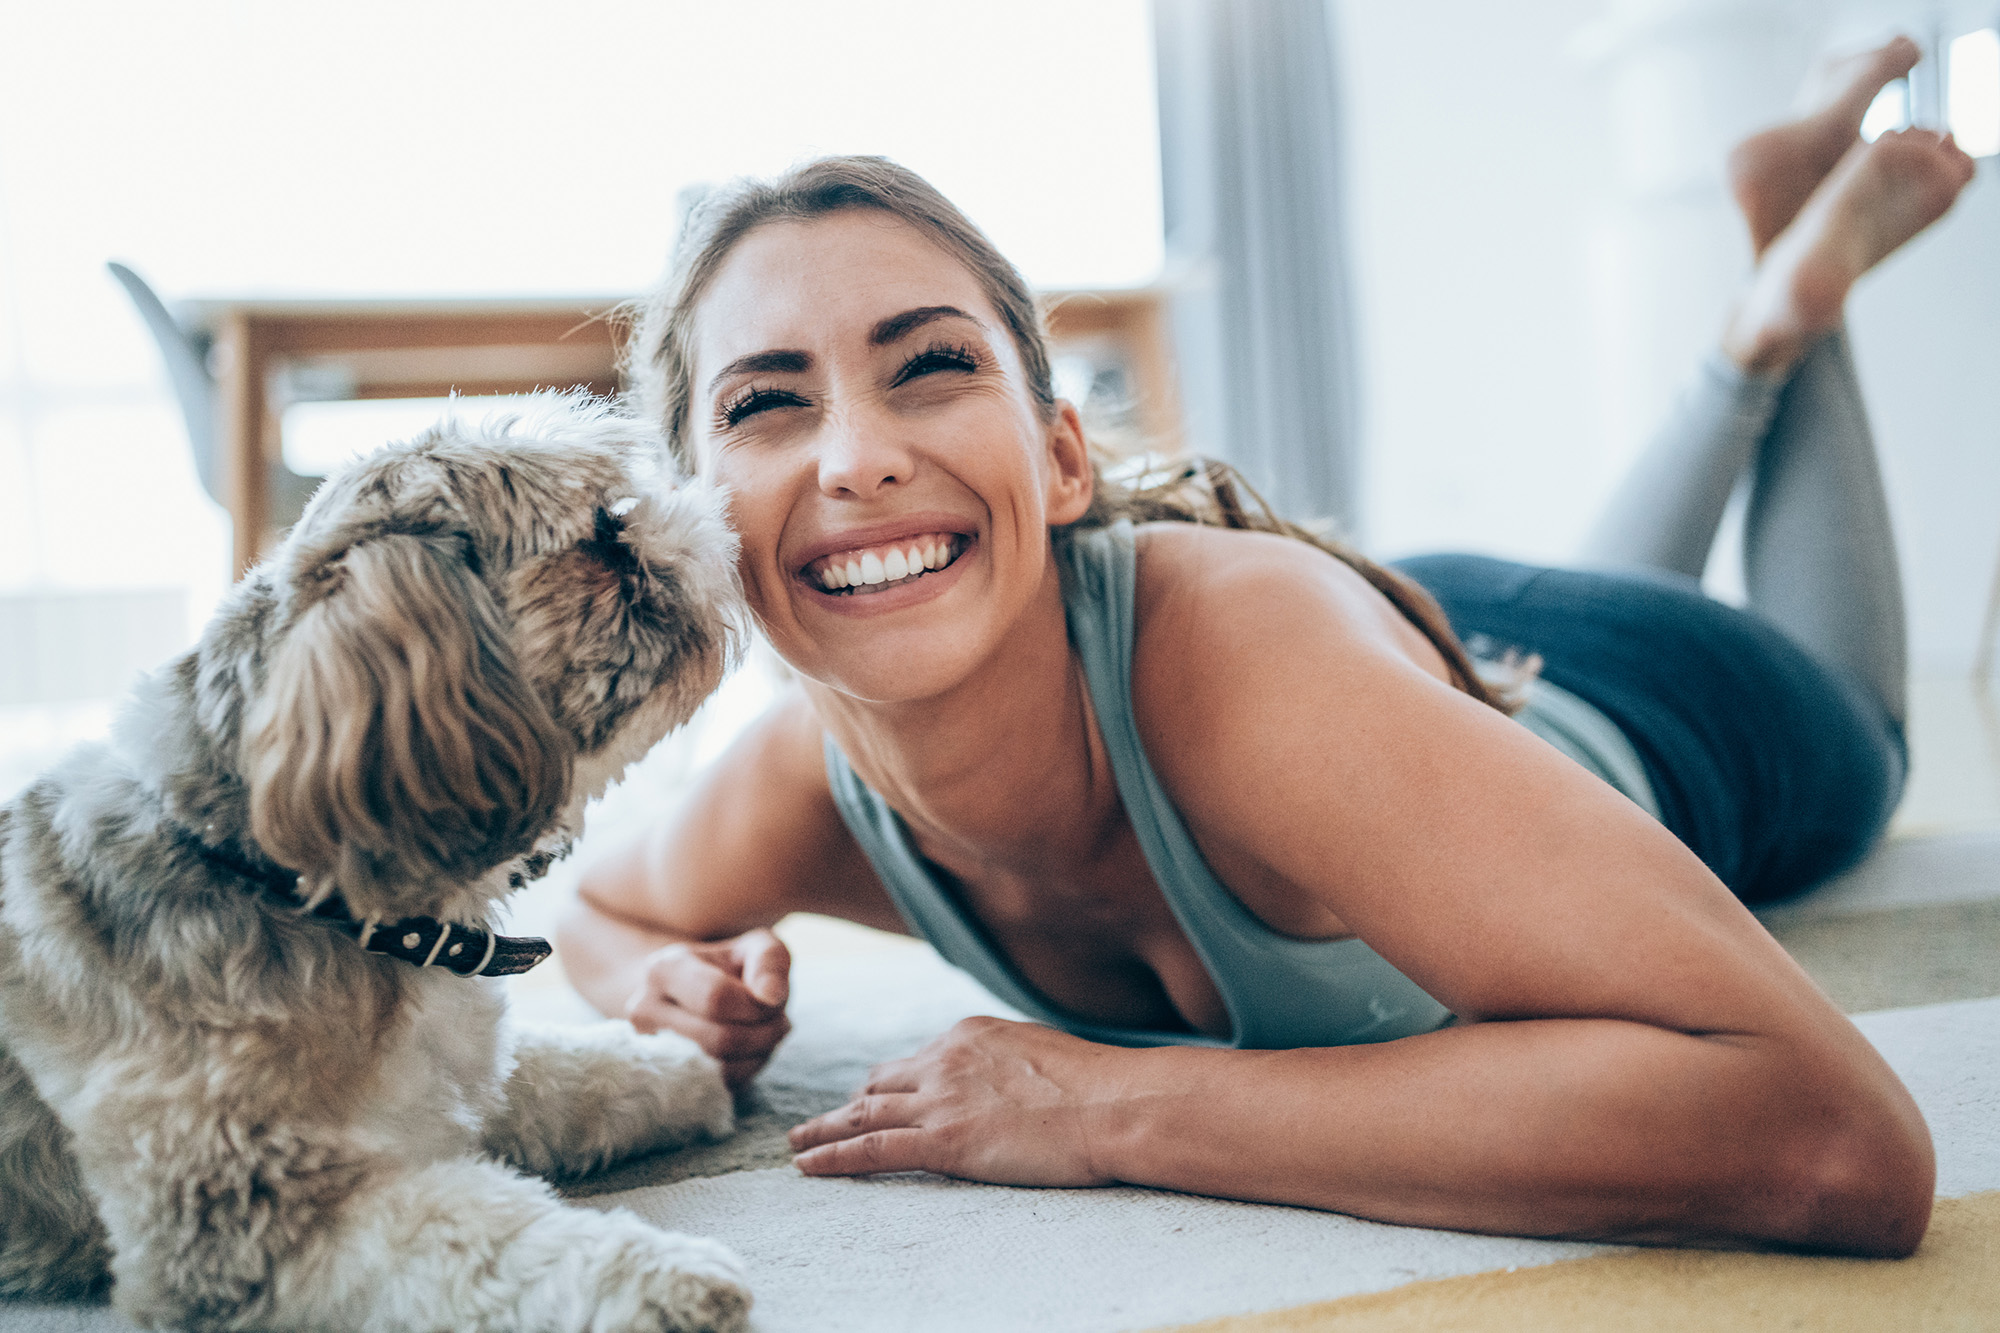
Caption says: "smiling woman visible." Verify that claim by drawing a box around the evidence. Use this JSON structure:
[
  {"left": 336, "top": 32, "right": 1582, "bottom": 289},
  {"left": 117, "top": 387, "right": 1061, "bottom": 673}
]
[{"left": 561, "top": 121, "right": 1971, "bottom": 1256}]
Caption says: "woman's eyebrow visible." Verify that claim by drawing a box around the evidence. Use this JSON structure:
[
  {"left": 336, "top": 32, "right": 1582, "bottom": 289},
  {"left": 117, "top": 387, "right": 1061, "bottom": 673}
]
[
  {"left": 868, "top": 305, "right": 980, "bottom": 346},
  {"left": 705, "top": 307, "right": 979, "bottom": 394},
  {"left": 708, "top": 349, "right": 810, "bottom": 394}
]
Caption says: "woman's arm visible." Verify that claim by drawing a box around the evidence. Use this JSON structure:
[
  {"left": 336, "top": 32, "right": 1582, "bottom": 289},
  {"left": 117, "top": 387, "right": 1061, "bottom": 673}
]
[
  {"left": 794, "top": 1001, "right": 1926, "bottom": 1252},
  {"left": 558, "top": 686, "right": 905, "bottom": 1082},
  {"left": 790, "top": 527, "right": 1932, "bottom": 1254}
]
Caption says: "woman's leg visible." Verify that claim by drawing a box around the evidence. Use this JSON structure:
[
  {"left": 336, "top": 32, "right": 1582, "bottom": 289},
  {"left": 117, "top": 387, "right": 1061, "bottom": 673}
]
[
  {"left": 1720, "top": 123, "right": 1971, "bottom": 726},
  {"left": 1582, "top": 330, "right": 1908, "bottom": 723},
  {"left": 1576, "top": 357, "right": 1782, "bottom": 581},
  {"left": 1743, "top": 330, "right": 1906, "bottom": 722},
  {"left": 1584, "top": 49, "right": 1973, "bottom": 726},
  {"left": 1578, "top": 38, "right": 1921, "bottom": 585},
  {"left": 1397, "top": 550, "right": 1904, "bottom": 901},
  {"left": 1467, "top": 47, "right": 1977, "bottom": 898}
]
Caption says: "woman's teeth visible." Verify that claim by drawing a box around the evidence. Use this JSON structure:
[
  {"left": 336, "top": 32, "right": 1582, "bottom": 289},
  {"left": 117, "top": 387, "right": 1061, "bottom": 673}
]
[{"left": 811, "top": 535, "right": 964, "bottom": 594}]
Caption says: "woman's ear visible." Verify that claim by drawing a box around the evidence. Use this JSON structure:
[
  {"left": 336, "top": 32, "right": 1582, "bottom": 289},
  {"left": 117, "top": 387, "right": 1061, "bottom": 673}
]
[
  {"left": 1044, "top": 399, "right": 1095, "bottom": 525},
  {"left": 242, "top": 532, "right": 573, "bottom": 912}
]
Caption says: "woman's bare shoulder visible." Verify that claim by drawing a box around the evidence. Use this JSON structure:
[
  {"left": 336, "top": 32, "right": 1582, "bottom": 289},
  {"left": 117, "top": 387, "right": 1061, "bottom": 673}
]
[
  {"left": 1123, "top": 521, "right": 1763, "bottom": 1030},
  {"left": 1125, "top": 522, "right": 1460, "bottom": 896},
  {"left": 1129, "top": 522, "right": 1450, "bottom": 709}
]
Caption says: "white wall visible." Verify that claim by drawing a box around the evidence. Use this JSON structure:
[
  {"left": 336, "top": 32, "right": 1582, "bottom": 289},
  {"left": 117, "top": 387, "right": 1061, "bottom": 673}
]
[
  {"left": 1852, "top": 145, "right": 2000, "bottom": 672},
  {"left": 1334, "top": 0, "right": 2000, "bottom": 673},
  {"left": 1335, "top": 0, "right": 1622, "bottom": 564}
]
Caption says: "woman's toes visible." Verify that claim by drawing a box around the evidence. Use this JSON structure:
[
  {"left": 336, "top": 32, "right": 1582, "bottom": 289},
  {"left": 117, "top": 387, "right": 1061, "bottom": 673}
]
[
  {"left": 1728, "top": 35, "right": 1926, "bottom": 255},
  {"left": 1723, "top": 128, "right": 1975, "bottom": 374},
  {"left": 1817, "top": 35, "right": 1921, "bottom": 116}
]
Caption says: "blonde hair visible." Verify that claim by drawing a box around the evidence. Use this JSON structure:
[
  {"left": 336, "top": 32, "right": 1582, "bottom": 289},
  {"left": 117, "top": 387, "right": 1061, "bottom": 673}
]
[{"left": 622, "top": 155, "right": 1513, "bottom": 712}]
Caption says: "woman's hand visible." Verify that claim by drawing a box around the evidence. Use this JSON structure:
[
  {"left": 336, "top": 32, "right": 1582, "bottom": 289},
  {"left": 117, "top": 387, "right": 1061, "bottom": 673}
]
[
  {"left": 788, "top": 1016, "right": 1121, "bottom": 1186},
  {"left": 625, "top": 927, "right": 792, "bottom": 1089}
]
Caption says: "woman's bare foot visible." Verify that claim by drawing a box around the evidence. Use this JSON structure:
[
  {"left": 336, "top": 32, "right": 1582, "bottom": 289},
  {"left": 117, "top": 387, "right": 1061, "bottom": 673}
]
[
  {"left": 1727, "top": 36, "right": 1921, "bottom": 255},
  {"left": 1724, "top": 128, "right": 1976, "bottom": 373}
]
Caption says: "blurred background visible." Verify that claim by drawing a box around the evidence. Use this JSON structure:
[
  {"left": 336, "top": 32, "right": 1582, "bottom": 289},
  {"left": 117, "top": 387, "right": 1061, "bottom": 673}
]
[{"left": 4, "top": 0, "right": 1998, "bottom": 854}]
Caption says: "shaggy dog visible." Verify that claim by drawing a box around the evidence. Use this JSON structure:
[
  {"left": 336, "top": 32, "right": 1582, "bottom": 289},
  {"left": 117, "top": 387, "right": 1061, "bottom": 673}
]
[{"left": 0, "top": 398, "right": 751, "bottom": 1331}]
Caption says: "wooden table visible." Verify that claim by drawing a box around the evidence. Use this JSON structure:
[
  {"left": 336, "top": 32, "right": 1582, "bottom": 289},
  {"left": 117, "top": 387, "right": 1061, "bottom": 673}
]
[
  {"left": 186, "top": 297, "right": 626, "bottom": 574},
  {"left": 190, "top": 289, "right": 1177, "bottom": 576}
]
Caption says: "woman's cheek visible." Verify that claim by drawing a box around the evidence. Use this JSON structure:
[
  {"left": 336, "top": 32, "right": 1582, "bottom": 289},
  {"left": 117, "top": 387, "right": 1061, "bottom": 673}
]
[{"left": 709, "top": 491, "right": 789, "bottom": 627}]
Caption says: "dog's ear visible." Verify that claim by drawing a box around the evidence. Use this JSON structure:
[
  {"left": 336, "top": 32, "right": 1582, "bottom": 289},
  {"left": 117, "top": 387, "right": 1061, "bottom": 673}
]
[{"left": 243, "top": 532, "right": 572, "bottom": 907}]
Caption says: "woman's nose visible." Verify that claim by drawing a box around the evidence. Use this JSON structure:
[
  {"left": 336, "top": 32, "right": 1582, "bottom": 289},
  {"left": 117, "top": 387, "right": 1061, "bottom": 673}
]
[{"left": 815, "top": 411, "right": 917, "bottom": 498}]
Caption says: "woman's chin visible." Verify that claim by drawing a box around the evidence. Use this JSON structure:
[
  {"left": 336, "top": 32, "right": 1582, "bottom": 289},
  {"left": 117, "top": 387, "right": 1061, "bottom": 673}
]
[{"left": 783, "top": 613, "right": 998, "bottom": 708}]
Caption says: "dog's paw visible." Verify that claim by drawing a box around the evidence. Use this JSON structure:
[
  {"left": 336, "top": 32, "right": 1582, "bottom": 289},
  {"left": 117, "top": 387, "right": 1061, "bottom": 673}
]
[
  {"left": 596, "top": 1224, "right": 752, "bottom": 1328},
  {"left": 614, "top": 1025, "right": 736, "bottom": 1146},
  {"left": 570, "top": 1215, "right": 749, "bottom": 1333},
  {"left": 492, "top": 1022, "right": 733, "bottom": 1178}
]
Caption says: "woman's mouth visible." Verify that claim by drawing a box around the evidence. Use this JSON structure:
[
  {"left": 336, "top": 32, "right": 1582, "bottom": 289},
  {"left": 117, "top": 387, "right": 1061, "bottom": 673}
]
[{"left": 802, "top": 533, "right": 969, "bottom": 596}]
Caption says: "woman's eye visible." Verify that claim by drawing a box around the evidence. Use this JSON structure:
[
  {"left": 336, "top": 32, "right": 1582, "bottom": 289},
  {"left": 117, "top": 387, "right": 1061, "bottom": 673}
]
[
  {"left": 719, "top": 387, "right": 807, "bottom": 428},
  {"left": 892, "top": 343, "right": 981, "bottom": 387}
]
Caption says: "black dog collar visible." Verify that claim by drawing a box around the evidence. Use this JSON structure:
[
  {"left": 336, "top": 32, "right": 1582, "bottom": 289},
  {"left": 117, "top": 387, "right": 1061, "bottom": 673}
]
[{"left": 183, "top": 833, "right": 552, "bottom": 977}]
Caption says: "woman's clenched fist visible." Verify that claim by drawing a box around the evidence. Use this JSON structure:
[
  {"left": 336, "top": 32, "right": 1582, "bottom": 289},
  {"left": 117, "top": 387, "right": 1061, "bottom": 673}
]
[{"left": 625, "top": 927, "right": 792, "bottom": 1088}]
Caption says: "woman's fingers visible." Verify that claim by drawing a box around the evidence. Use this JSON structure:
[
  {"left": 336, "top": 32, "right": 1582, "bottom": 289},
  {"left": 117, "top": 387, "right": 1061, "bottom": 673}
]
[
  {"left": 860, "top": 1057, "right": 922, "bottom": 1094},
  {"left": 793, "top": 1128, "right": 934, "bottom": 1177},
  {"left": 626, "top": 979, "right": 789, "bottom": 1057},
  {"left": 628, "top": 995, "right": 786, "bottom": 1087},
  {"left": 621, "top": 932, "right": 797, "bottom": 1089},
  {"left": 732, "top": 928, "right": 792, "bottom": 1007},
  {"left": 719, "top": 1056, "right": 770, "bottom": 1088},
  {"left": 669, "top": 1009, "right": 792, "bottom": 1061},
  {"left": 647, "top": 943, "right": 784, "bottom": 1023},
  {"left": 788, "top": 1019, "right": 1115, "bottom": 1188},
  {"left": 788, "top": 1093, "right": 919, "bottom": 1151},
  {"left": 788, "top": 1093, "right": 939, "bottom": 1176},
  {"left": 627, "top": 990, "right": 785, "bottom": 1053}
]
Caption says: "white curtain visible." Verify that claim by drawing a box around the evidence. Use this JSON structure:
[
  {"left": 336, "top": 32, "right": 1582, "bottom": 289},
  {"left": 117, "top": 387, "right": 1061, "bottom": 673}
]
[{"left": 1152, "top": 0, "right": 1360, "bottom": 530}]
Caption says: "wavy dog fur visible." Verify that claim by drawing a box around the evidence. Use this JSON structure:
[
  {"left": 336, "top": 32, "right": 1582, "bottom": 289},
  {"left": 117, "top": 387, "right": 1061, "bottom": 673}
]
[{"left": 0, "top": 395, "right": 751, "bottom": 1331}]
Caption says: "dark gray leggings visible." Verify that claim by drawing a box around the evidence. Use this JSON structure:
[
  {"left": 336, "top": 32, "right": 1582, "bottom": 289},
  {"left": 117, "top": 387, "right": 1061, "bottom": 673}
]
[
  {"left": 1396, "top": 333, "right": 1908, "bottom": 902},
  {"left": 1579, "top": 331, "right": 1907, "bottom": 726}
]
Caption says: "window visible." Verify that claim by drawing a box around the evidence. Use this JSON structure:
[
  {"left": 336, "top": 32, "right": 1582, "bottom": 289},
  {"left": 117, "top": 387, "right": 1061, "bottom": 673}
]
[
  {"left": 1862, "top": 27, "right": 2000, "bottom": 155},
  {"left": 0, "top": 1, "right": 1162, "bottom": 802}
]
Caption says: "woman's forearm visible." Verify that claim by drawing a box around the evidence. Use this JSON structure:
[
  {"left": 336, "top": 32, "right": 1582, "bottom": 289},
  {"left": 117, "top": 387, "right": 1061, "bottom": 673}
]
[
  {"left": 1085, "top": 1017, "right": 1932, "bottom": 1255},
  {"left": 554, "top": 892, "right": 690, "bottom": 1019}
]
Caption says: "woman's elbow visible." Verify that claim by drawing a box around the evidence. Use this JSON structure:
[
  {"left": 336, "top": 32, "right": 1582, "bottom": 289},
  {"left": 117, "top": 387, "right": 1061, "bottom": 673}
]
[{"left": 1780, "top": 1088, "right": 1935, "bottom": 1258}]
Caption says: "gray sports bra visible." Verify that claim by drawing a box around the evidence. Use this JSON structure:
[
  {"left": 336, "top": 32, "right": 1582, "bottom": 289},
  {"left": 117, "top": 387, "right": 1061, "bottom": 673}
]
[
  {"left": 825, "top": 522, "right": 1659, "bottom": 1048},
  {"left": 825, "top": 521, "right": 1470, "bottom": 1049}
]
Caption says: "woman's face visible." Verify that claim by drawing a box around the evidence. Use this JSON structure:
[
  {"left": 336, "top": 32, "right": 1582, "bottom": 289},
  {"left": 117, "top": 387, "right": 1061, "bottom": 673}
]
[{"left": 686, "top": 211, "right": 1091, "bottom": 703}]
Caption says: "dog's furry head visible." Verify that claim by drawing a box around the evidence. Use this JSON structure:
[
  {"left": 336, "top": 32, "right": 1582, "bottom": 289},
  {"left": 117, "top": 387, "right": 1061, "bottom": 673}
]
[{"left": 208, "top": 394, "right": 738, "bottom": 922}]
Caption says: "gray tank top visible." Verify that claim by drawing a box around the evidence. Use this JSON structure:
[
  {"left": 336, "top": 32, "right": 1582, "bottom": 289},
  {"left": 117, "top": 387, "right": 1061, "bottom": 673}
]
[{"left": 823, "top": 521, "right": 1654, "bottom": 1049}]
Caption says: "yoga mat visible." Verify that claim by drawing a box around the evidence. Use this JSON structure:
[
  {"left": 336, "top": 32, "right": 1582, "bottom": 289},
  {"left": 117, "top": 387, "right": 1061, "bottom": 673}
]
[{"left": 1158, "top": 1190, "right": 2000, "bottom": 1333}]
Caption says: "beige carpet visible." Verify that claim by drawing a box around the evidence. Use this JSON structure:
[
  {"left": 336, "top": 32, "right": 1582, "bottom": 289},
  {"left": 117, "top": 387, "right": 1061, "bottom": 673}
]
[
  {"left": 545, "top": 982, "right": 2000, "bottom": 1333},
  {"left": 1758, "top": 828, "right": 2000, "bottom": 1014},
  {"left": 5, "top": 828, "right": 1997, "bottom": 1332},
  {"left": 1769, "top": 896, "right": 2000, "bottom": 1013}
]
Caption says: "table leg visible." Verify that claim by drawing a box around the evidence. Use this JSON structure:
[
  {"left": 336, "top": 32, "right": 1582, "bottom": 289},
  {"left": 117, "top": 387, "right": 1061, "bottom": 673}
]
[{"left": 218, "top": 312, "right": 269, "bottom": 579}]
